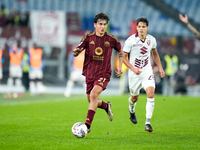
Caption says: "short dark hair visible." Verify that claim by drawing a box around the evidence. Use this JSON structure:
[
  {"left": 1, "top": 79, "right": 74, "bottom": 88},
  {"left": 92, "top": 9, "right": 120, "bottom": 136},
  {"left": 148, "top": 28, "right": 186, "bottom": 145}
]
[
  {"left": 94, "top": 12, "right": 109, "bottom": 23},
  {"left": 136, "top": 17, "right": 149, "bottom": 26}
]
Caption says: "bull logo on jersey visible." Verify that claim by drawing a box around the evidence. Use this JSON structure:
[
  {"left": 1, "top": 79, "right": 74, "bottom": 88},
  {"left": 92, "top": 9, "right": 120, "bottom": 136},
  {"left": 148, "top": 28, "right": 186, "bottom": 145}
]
[
  {"left": 105, "top": 41, "right": 110, "bottom": 47},
  {"left": 147, "top": 40, "right": 151, "bottom": 46},
  {"left": 140, "top": 46, "right": 148, "bottom": 55},
  {"left": 95, "top": 47, "right": 103, "bottom": 55}
]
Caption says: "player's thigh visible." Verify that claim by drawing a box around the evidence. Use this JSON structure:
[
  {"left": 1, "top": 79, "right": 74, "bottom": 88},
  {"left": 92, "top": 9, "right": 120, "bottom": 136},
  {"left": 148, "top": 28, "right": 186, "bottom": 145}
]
[
  {"left": 29, "top": 70, "right": 36, "bottom": 79},
  {"left": 129, "top": 76, "right": 142, "bottom": 96},
  {"left": 142, "top": 74, "right": 155, "bottom": 97},
  {"left": 9, "top": 66, "right": 22, "bottom": 78},
  {"left": 36, "top": 70, "right": 43, "bottom": 79}
]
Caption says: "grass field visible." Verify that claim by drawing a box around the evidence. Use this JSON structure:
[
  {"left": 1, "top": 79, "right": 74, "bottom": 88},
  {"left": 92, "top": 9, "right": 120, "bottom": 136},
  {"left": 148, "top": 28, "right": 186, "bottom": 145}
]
[{"left": 0, "top": 93, "right": 200, "bottom": 150}]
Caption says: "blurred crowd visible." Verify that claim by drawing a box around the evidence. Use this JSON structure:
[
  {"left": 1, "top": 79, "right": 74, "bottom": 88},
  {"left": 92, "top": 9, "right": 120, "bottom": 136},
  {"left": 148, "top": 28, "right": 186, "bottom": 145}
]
[{"left": 0, "top": 4, "right": 29, "bottom": 27}]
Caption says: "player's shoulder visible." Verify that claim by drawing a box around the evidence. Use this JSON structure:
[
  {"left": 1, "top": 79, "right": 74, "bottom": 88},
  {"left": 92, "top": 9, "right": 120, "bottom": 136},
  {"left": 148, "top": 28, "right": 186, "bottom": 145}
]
[
  {"left": 126, "top": 34, "right": 137, "bottom": 42},
  {"left": 81, "top": 31, "right": 95, "bottom": 41},
  {"left": 146, "top": 34, "right": 156, "bottom": 41},
  {"left": 106, "top": 32, "right": 119, "bottom": 42}
]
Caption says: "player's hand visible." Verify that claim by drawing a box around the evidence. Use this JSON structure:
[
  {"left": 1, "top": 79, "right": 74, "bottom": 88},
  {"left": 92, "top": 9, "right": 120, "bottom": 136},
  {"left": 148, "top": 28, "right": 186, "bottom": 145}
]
[
  {"left": 115, "top": 68, "right": 123, "bottom": 77},
  {"left": 159, "top": 68, "right": 165, "bottom": 78},
  {"left": 179, "top": 14, "right": 188, "bottom": 24},
  {"left": 133, "top": 68, "right": 141, "bottom": 75},
  {"left": 73, "top": 48, "right": 83, "bottom": 57}
]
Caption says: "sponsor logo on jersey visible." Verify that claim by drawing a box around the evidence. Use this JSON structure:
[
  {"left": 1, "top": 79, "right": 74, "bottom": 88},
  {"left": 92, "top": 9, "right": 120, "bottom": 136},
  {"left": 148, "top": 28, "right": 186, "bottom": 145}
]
[
  {"left": 140, "top": 46, "right": 148, "bottom": 54},
  {"left": 90, "top": 40, "right": 95, "bottom": 44},
  {"left": 133, "top": 44, "right": 143, "bottom": 47},
  {"left": 95, "top": 47, "right": 103, "bottom": 55}
]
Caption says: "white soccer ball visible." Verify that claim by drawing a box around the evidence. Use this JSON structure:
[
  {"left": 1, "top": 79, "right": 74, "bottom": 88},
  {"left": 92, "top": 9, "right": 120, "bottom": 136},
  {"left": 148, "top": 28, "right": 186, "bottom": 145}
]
[{"left": 72, "top": 122, "right": 87, "bottom": 138}]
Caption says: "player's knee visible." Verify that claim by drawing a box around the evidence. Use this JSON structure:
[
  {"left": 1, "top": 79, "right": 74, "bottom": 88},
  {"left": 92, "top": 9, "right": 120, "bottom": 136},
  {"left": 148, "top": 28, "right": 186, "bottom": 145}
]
[
  {"left": 131, "top": 95, "right": 139, "bottom": 102},
  {"left": 147, "top": 93, "right": 154, "bottom": 98}
]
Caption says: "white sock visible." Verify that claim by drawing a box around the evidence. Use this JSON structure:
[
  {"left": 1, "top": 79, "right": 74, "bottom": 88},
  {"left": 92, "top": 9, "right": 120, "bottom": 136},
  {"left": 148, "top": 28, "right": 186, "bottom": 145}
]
[
  {"left": 145, "top": 98, "right": 154, "bottom": 124},
  {"left": 128, "top": 97, "right": 136, "bottom": 113}
]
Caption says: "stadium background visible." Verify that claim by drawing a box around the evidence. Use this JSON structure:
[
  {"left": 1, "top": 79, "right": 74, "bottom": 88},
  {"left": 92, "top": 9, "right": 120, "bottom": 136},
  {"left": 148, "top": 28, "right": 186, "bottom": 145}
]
[{"left": 0, "top": 0, "right": 200, "bottom": 96}]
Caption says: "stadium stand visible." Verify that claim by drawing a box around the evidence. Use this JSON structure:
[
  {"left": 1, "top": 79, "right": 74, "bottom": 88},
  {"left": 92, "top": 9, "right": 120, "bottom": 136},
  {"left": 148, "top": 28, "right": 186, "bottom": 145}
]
[{"left": 0, "top": 0, "right": 195, "bottom": 37}]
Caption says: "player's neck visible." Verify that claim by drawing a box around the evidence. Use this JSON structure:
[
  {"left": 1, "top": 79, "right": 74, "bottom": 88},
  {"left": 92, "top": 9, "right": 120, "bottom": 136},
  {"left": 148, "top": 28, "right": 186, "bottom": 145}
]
[
  {"left": 138, "top": 34, "right": 146, "bottom": 40},
  {"left": 95, "top": 31, "right": 105, "bottom": 37}
]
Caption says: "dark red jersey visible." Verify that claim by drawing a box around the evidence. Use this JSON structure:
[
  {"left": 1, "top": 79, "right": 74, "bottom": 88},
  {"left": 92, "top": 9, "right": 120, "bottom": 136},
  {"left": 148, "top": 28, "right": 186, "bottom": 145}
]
[{"left": 77, "top": 31, "right": 121, "bottom": 80}]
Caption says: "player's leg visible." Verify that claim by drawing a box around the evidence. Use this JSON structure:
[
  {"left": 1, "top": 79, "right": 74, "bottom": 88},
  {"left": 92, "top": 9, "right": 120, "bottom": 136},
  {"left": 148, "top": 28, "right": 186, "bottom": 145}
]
[
  {"left": 15, "top": 66, "right": 24, "bottom": 95},
  {"left": 29, "top": 70, "right": 36, "bottom": 95},
  {"left": 36, "top": 70, "right": 45, "bottom": 94},
  {"left": 144, "top": 86, "right": 155, "bottom": 132},
  {"left": 85, "top": 85, "right": 103, "bottom": 132},
  {"left": 6, "top": 66, "right": 15, "bottom": 97},
  {"left": 129, "top": 95, "right": 139, "bottom": 124},
  {"left": 128, "top": 76, "right": 141, "bottom": 124}
]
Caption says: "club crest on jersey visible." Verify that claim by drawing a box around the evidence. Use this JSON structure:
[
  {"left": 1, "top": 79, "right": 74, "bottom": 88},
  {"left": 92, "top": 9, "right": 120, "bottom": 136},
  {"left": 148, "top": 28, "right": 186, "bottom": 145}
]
[
  {"left": 147, "top": 40, "right": 151, "bottom": 46},
  {"left": 105, "top": 41, "right": 110, "bottom": 47}
]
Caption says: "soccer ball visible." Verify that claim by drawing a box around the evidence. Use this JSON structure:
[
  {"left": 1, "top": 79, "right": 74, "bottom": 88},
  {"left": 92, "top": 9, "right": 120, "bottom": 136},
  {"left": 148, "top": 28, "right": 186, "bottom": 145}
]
[{"left": 72, "top": 122, "right": 87, "bottom": 138}]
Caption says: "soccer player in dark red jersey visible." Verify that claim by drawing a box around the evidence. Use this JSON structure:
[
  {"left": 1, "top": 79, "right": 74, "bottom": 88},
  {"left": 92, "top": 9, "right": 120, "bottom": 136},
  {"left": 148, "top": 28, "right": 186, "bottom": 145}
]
[
  {"left": 179, "top": 14, "right": 200, "bottom": 39},
  {"left": 73, "top": 12, "right": 124, "bottom": 133}
]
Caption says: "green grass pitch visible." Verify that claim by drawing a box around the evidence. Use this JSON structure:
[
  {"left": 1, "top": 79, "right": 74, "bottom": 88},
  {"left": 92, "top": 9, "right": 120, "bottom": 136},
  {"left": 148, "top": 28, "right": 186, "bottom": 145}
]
[{"left": 0, "top": 93, "right": 200, "bottom": 150}]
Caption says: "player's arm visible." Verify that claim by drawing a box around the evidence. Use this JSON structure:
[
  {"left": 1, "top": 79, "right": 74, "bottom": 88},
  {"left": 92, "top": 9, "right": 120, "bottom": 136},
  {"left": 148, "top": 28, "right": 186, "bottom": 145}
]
[
  {"left": 73, "top": 47, "right": 84, "bottom": 57},
  {"left": 179, "top": 14, "right": 200, "bottom": 38},
  {"left": 151, "top": 48, "right": 165, "bottom": 78},
  {"left": 115, "top": 49, "right": 123, "bottom": 77},
  {"left": 123, "top": 52, "right": 141, "bottom": 75}
]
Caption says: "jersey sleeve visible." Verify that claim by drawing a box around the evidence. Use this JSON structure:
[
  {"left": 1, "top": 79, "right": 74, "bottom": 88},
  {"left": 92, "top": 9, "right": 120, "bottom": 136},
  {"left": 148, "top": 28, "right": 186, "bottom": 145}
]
[
  {"left": 113, "top": 37, "right": 121, "bottom": 51},
  {"left": 77, "top": 34, "right": 88, "bottom": 49},
  {"left": 123, "top": 38, "right": 132, "bottom": 53},
  {"left": 152, "top": 37, "right": 157, "bottom": 49}
]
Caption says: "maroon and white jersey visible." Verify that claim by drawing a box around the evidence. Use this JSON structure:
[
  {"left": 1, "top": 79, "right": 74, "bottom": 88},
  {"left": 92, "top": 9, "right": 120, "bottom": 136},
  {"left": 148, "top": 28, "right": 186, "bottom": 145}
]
[
  {"left": 77, "top": 31, "right": 121, "bottom": 80},
  {"left": 123, "top": 33, "right": 156, "bottom": 77}
]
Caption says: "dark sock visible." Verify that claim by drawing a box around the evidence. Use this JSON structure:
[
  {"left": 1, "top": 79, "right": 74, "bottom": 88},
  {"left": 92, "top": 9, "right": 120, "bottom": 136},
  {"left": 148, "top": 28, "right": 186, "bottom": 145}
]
[
  {"left": 85, "top": 109, "right": 95, "bottom": 129},
  {"left": 85, "top": 123, "right": 90, "bottom": 129},
  {"left": 98, "top": 101, "right": 108, "bottom": 111}
]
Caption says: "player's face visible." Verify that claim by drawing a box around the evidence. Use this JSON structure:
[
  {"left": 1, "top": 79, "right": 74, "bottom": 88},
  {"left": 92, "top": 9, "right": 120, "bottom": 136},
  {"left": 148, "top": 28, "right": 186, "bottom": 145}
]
[
  {"left": 137, "top": 22, "right": 149, "bottom": 37},
  {"left": 94, "top": 19, "right": 107, "bottom": 36}
]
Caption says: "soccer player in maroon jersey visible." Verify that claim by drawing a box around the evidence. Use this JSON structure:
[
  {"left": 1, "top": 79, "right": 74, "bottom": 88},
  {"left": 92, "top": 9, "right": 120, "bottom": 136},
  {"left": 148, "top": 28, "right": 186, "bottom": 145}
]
[
  {"left": 73, "top": 12, "right": 124, "bottom": 133},
  {"left": 179, "top": 14, "right": 200, "bottom": 39}
]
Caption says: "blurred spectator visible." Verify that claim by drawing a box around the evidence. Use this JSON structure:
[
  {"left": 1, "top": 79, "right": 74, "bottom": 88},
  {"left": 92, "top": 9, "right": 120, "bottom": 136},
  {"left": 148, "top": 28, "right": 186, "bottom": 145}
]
[
  {"left": 153, "top": 66, "right": 163, "bottom": 94},
  {"left": 128, "top": 19, "right": 137, "bottom": 36},
  {"left": 0, "top": 4, "right": 7, "bottom": 16},
  {"left": 0, "top": 4, "right": 7, "bottom": 27},
  {"left": 163, "top": 50, "right": 179, "bottom": 95},
  {"left": 179, "top": 14, "right": 200, "bottom": 39},
  {"left": 64, "top": 51, "right": 85, "bottom": 97},
  {"left": 5, "top": 41, "right": 24, "bottom": 98},
  {"left": 0, "top": 48, "right": 3, "bottom": 86},
  {"left": 28, "top": 43, "right": 45, "bottom": 95},
  {"left": 22, "top": 47, "right": 29, "bottom": 91},
  {"left": 174, "top": 68, "right": 187, "bottom": 95},
  {"left": 20, "top": 11, "right": 29, "bottom": 26}
]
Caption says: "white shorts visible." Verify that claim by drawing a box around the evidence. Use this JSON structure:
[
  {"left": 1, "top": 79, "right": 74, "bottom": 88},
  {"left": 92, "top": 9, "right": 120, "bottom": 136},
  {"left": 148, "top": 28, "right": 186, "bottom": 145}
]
[
  {"left": 70, "top": 69, "right": 85, "bottom": 82},
  {"left": 29, "top": 69, "right": 43, "bottom": 79},
  {"left": 9, "top": 65, "right": 22, "bottom": 78},
  {"left": 0, "top": 68, "right": 2, "bottom": 79},
  {"left": 129, "top": 71, "right": 155, "bottom": 96}
]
